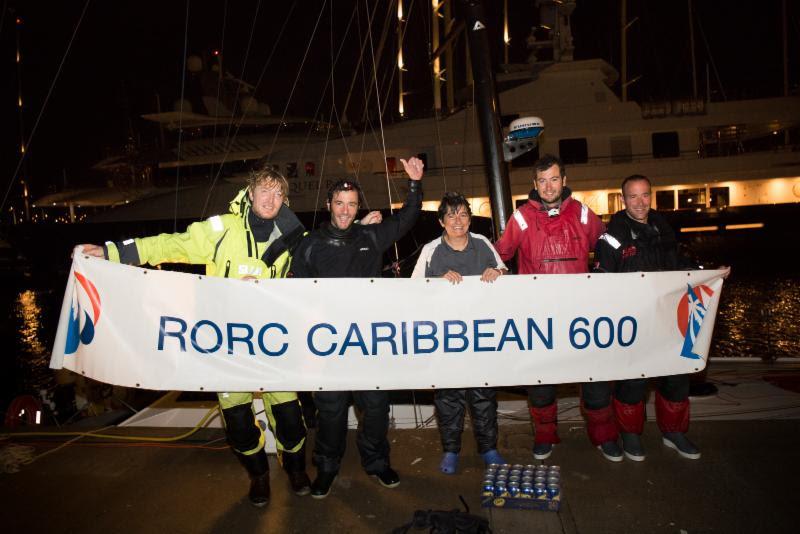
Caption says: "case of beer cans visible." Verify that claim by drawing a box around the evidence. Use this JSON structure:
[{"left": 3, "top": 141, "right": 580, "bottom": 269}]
[{"left": 480, "top": 463, "right": 561, "bottom": 511}]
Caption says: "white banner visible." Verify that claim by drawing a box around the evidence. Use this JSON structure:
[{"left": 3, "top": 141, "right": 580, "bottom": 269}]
[{"left": 50, "top": 252, "right": 726, "bottom": 391}]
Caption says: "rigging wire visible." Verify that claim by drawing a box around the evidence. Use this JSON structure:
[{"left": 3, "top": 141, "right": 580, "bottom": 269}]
[
  {"left": 207, "top": 0, "right": 229, "bottom": 193},
  {"left": 172, "top": 0, "right": 192, "bottom": 232},
  {"left": 421, "top": 0, "right": 448, "bottom": 194},
  {"left": 200, "top": 0, "right": 298, "bottom": 219},
  {"left": 692, "top": 5, "right": 727, "bottom": 101},
  {"left": 0, "top": 0, "right": 92, "bottom": 215},
  {"left": 266, "top": 0, "right": 330, "bottom": 160}
]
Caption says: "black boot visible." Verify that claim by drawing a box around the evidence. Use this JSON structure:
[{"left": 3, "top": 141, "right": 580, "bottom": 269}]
[
  {"left": 237, "top": 450, "right": 271, "bottom": 507},
  {"left": 282, "top": 445, "right": 311, "bottom": 496}
]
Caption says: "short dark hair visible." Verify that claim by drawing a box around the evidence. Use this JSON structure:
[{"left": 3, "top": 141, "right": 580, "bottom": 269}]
[
  {"left": 621, "top": 174, "right": 651, "bottom": 195},
  {"left": 437, "top": 192, "right": 471, "bottom": 221},
  {"left": 327, "top": 179, "right": 363, "bottom": 205},
  {"left": 534, "top": 154, "right": 565, "bottom": 178}
]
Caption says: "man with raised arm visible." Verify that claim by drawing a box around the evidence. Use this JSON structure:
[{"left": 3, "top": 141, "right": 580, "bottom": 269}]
[{"left": 290, "top": 156, "right": 424, "bottom": 499}]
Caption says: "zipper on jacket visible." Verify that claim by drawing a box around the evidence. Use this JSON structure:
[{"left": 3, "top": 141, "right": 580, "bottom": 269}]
[{"left": 224, "top": 260, "right": 231, "bottom": 278}]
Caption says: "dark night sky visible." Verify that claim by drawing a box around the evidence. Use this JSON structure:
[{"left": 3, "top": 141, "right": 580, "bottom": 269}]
[{"left": 1, "top": 0, "right": 797, "bottom": 210}]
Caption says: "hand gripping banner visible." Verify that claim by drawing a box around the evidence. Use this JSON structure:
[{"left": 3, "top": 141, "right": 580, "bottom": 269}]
[{"left": 51, "top": 252, "right": 727, "bottom": 391}]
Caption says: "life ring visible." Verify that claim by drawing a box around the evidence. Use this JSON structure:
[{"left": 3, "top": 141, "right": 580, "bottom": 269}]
[{"left": 4, "top": 394, "right": 42, "bottom": 428}]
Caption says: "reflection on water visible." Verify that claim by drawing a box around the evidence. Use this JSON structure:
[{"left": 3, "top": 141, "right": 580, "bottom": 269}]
[
  {"left": 0, "top": 272, "right": 797, "bottom": 406},
  {"left": 1, "top": 285, "right": 60, "bottom": 411},
  {"left": 17, "top": 290, "right": 46, "bottom": 355},
  {"left": 711, "top": 275, "right": 800, "bottom": 359}
]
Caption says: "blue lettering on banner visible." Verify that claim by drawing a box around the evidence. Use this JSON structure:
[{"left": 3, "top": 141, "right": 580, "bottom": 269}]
[
  {"left": 308, "top": 323, "right": 337, "bottom": 356},
  {"left": 227, "top": 323, "right": 255, "bottom": 355},
  {"left": 474, "top": 319, "right": 496, "bottom": 352},
  {"left": 414, "top": 321, "right": 439, "bottom": 354},
  {"left": 443, "top": 320, "right": 468, "bottom": 352},
  {"left": 340, "top": 323, "right": 368, "bottom": 356},
  {"left": 569, "top": 316, "right": 638, "bottom": 350},
  {"left": 257, "top": 323, "right": 288, "bottom": 357},
  {"left": 159, "top": 316, "right": 187, "bottom": 351},
  {"left": 191, "top": 320, "right": 223, "bottom": 354},
  {"left": 157, "top": 316, "right": 288, "bottom": 357},
  {"left": 371, "top": 322, "right": 398, "bottom": 355},
  {"left": 157, "top": 315, "right": 637, "bottom": 359}
]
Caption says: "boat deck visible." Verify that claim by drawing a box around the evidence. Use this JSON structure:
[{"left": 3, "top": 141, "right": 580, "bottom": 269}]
[{"left": 2, "top": 360, "right": 799, "bottom": 533}]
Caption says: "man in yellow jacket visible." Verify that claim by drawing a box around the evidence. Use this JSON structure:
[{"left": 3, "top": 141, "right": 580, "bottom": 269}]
[{"left": 81, "top": 164, "right": 311, "bottom": 507}]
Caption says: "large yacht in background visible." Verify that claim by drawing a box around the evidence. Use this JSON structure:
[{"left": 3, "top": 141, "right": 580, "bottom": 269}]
[{"left": 35, "top": 1, "right": 800, "bottom": 234}]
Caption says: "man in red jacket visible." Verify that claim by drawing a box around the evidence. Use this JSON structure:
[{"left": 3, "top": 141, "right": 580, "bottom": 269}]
[{"left": 494, "top": 154, "right": 621, "bottom": 462}]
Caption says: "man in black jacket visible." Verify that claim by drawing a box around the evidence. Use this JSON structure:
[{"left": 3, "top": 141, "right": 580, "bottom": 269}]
[
  {"left": 594, "top": 174, "right": 702, "bottom": 461},
  {"left": 291, "top": 156, "right": 424, "bottom": 498}
]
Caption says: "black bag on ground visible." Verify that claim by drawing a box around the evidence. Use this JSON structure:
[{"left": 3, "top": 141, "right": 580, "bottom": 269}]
[{"left": 392, "top": 508, "right": 492, "bottom": 534}]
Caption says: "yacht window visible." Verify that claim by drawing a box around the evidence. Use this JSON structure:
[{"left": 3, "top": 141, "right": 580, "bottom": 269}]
[
  {"left": 558, "top": 138, "right": 588, "bottom": 164},
  {"left": 610, "top": 136, "right": 632, "bottom": 164},
  {"left": 656, "top": 190, "right": 675, "bottom": 210},
  {"left": 678, "top": 188, "right": 706, "bottom": 209},
  {"left": 709, "top": 187, "right": 730, "bottom": 208},
  {"left": 652, "top": 132, "right": 680, "bottom": 158}
]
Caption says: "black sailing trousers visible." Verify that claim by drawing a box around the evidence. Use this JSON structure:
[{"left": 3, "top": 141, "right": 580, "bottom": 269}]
[
  {"left": 312, "top": 390, "right": 391, "bottom": 475},
  {"left": 434, "top": 387, "right": 499, "bottom": 455}
]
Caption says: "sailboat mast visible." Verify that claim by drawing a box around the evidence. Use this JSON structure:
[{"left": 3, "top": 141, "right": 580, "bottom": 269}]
[
  {"left": 15, "top": 14, "right": 30, "bottom": 222},
  {"left": 460, "top": 0, "right": 512, "bottom": 237}
]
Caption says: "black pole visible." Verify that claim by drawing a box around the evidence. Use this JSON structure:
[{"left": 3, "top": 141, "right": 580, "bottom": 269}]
[{"left": 460, "top": 0, "right": 512, "bottom": 238}]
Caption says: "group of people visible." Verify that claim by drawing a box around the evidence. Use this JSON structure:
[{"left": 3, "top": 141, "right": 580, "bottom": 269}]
[{"left": 81, "top": 152, "right": 702, "bottom": 509}]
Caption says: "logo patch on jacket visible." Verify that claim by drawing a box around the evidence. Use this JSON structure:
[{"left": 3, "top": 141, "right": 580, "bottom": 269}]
[
  {"left": 622, "top": 245, "right": 637, "bottom": 259},
  {"left": 238, "top": 265, "right": 263, "bottom": 276}
]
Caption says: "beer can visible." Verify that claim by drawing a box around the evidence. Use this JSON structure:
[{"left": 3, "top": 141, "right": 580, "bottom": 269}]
[
  {"left": 525, "top": 464, "right": 536, "bottom": 471},
  {"left": 496, "top": 474, "right": 508, "bottom": 482},
  {"left": 508, "top": 475, "right": 520, "bottom": 484},
  {"left": 482, "top": 479, "right": 495, "bottom": 493},
  {"left": 548, "top": 465, "right": 560, "bottom": 473},
  {"left": 510, "top": 469, "right": 521, "bottom": 478},
  {"left": 488, "top": 463, "right": 500, "bottom": 470},
  {"left": 521, "top": 475, "right": 534, "bottom": 484},
  {"left": 546, "top": 475, "right": 560, "bottom": 485},
  {"left": 534, "top": 475, "right": 546, "bottom": 484},
  {"left": 508, "top": 482, "right": 520, "bottom": 497},
  {"left": 546, "top": 483, "right": 560, "bottom": 499},
  {"left": 533, "top": 482, "right": 546, "bottom": 497},
  {"left": 521, "top": 482, "right": 534, "bottom": 496},
  {"left": 512, "top": 464, "right": 524, "bottom": 470},
  {"left": 501, "top": 464, "right": 511, "bottom": 469},
  {"left": 494, "top": 481, "right": 507, "bottom": 496}
]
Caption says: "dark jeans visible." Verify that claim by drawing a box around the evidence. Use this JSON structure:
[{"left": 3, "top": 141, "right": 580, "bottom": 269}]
[
  {"left": 312, "top": 390, "right": 390, "bottom": 475},
  {"left": 434, "top": 388, "right": 498, "bottom": 455}
]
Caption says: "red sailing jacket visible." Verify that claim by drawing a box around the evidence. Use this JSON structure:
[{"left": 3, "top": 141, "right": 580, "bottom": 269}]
[{"left": 495, "top": 193, "right": 605, "bottom": 275}]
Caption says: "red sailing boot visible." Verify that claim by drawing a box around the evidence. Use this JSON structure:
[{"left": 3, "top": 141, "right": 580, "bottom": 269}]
[
  {"left": 613, "top": 398, "right": 646, "bottom": 461},
  {"left": 656, "top": 392, "right": 700, "bottom": 459},
  {"left": 583, "top": 403, "right": 622, "bottom": 462},
  {"left": 529, "top": 404, "right": 560, "bottom": 460}
]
